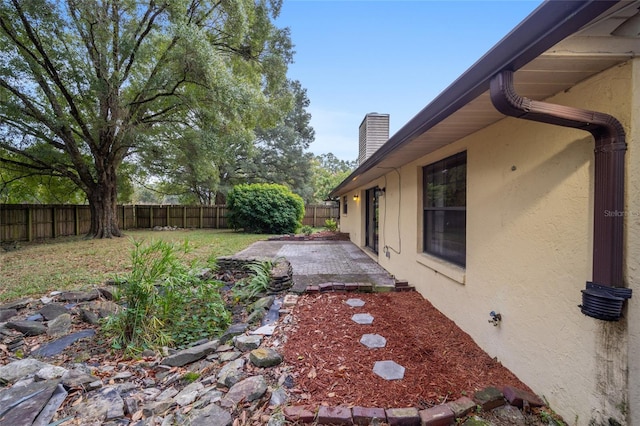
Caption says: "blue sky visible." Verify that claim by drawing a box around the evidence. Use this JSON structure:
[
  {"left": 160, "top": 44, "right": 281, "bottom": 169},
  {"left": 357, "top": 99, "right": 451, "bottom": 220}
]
[{"left": 276, "top": 1, "right": 543, "bottom": 161}]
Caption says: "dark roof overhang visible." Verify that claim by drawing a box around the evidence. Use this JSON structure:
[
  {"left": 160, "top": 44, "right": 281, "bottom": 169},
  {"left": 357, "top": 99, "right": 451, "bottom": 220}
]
[{"left": 330, "top": 0, "right": 636, "bottom": 197}]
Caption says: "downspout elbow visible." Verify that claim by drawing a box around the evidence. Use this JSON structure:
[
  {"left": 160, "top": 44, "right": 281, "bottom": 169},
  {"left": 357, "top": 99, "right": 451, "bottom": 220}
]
[{"left": 489, "top": 70, "right": 631, "bottom": 321}]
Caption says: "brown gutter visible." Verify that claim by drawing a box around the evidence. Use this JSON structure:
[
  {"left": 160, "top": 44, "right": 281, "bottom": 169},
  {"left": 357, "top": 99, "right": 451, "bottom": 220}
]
[{"left": 490, "top": 70, "right": 631, "bottom": 321}]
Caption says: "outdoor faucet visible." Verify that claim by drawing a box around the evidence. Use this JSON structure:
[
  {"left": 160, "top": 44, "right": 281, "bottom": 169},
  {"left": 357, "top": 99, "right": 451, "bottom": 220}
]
[{"left": 488, "top": 311, "right": 502, "bottom": 326}]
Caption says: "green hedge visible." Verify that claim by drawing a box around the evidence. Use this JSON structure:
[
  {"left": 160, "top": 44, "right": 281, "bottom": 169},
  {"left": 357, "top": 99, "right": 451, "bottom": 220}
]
[{"left": 227, "top": 183, "right": 305, "bottom": 234}]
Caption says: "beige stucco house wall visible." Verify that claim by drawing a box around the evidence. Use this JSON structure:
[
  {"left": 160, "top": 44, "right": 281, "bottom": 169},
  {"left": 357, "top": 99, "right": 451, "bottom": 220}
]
[{"left": 337, "top": 59, "right": 639, "bottom": 425}]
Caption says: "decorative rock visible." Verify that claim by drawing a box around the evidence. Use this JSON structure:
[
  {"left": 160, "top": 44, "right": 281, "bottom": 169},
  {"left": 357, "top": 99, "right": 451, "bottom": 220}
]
[
  {"left": 283, "top": 294, "right": 299, "bottom": 307},
  {"left": 0, "top": 308, "right": 18, "bottom": 322},
  {"left": 59, "top": 289, "right": 100, "bottom": 302},
  {"left": 473, "top": 386, "right": 505, "bottom": 411},
  {"left": 38, "top": 303, "right": 68, "bottom": 321},
  {"left": 0, "top": 297, "right": 33, "bottom": 310},
  {"left": 47, "top": 313, "right": 72, "bottom": 337},
  {"left": 97, "top": 286, "right": 117, "bottom": 300},
  {"left": 32, "top": 329, "right": 96, "bottom": 357},
  {"left": 373, "top": 360, "right": 405, "bottom": 380},
  {"left": 0, "top": 358, "right": 48, "bottom": 383},
  {"left": 461, "top": 416, "right": 493, "bottom": 425},
  {"left": 491, "top": 404, "right": 527, "bottom": 424},
  {"left": 62, "top": 368, "right": 98, "bottom": 389},
  {"left": 0, "top": 379, "right": 61, "bottom": 426},
  {"left": 351, "top": 313, "right": 374, "bottom": 325},
  {"left": 386, "top": 407, "right": 420, "bottom": 426},
  {"left": 80, "top": 308, "right": 100, "bottom": 325},
  {"left": 35, "top": 365, "right": 68, "bottom": 381},
  {"left": 6, "top": 320, "right": 47, "bottom": 336},
  {"left": 123, "top": 397, "right": 138, "bottom": 416},
  {"left": 283, "top": 406, "right": 316, "bottom": 423},
  {"left": 75, "top": 386, "right": 125, "bottom": 421},
  {"left": 251, "top": 295, "right": 275, "bottom": 312},
  {"left": 113, "top": 371, "right": 133, "bottom": 381},
  {"left": 360, "top": 333, "right": 386, "bottom": 348},
  {"left": 217, "top": 358, "right": 246, "bottom": 387},
  {"left": 235, "top": 335, "right": 262, "bottom": 351},
  {"left": 270, "top": 387, "right": 288, "bottom": 406},
  {"left": 174, "top": 382, "right": 204, "bottom": 406},
  {"left": 346, "top": 298, "right": 365, "bottom": 307},
  {"left": 220, "top": 323, "right": 248, "bottom": 343},
  {"left": 447, "top": 396, "right": 476, "bottom": 417},
  {"left": 26, "top": 313, "right": 44, "bottom": 322},
  {"left": 216, "top": 344, "right": 235, "bottom": 352},
  {"left": 317, "top": 406, "right": 353, "bottom": 425},
  {"left": 89, "top": 300, "right": 121, "bottom": 318},
  {"left": 353, "top": 406, "right": 386, "bottom": 425},
  {"left": 161, "top": 339, "right": 219, "bottom": 367},
  {"left": 502, "top": 385, "right": 545, "bottom": 407},
  {"left": 142, "top": 399, "right": 176, "bottom": 417},
  {"left": 419, "top": 404, "right": 455, "bottom": 426},
  {"left": 156, "top": 387, "right": 179, "bottom": 401},
  {"left": 188, "top": 402, "right": 232, "bottom": 426},
  {"left": 249, "top": 347, "right": 283, "bottom": 368},
  {"left": 218, "top": 351, "right": 242, "bottom": 362},
  {"left": 221, "top": 375, "right": 267, "bottom": 407},
  {"left": 246, "top": 309, "right": 265, "bottom": 324},
  {"left": 251, "top": 324, "right": 276, "bottom": 335}
]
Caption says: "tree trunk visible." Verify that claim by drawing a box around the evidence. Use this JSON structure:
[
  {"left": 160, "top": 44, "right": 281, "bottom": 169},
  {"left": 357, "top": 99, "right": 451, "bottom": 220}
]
[{"left": 86, "top": 167, "right": 122, "bottom": 238}]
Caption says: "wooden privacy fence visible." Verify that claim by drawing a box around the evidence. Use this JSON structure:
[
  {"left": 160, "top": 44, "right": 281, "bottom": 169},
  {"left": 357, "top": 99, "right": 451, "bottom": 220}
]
[{"left": 0, "top": 203, "right": 338, "bottom": 243}]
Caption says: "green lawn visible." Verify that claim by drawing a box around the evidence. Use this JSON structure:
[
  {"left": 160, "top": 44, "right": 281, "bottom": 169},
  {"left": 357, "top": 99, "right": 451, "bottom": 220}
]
[{"left": 0, "top": 229, "right": 269, "bottom": 302}]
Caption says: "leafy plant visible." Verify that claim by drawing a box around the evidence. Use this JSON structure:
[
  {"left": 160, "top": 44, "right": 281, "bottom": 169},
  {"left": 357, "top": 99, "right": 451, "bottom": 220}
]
[
  {"left": 227, "top": 183, "right": 305, "bottom": 234},
  {"left": 103, "top": 239, "right": 231, "bottom": 354},
  {"left": 301, "top": 225, "right": 313, "bottom": 236},
  {"left": 324, "top": 218, "right": 338, "bottom": 232},
  {"left": 232, "top": 260, "right": 274, "bottom": 303}
]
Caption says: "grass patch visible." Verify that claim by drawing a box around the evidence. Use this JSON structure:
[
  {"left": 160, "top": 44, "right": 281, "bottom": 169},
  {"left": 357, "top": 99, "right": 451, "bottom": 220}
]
[{"left": 0, "top": 229, "right": 268, "bottom": 302}]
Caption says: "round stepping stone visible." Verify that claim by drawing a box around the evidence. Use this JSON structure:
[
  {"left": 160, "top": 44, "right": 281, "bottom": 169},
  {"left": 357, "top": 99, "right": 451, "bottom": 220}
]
[
  {"left": 360, "top": 334, "right": 386, "bottom": 348},
  {"left": 346, "top": 298, "right": 365, "bottom": 307},
  {"left": 373, "top": 360, "right": 405, "bottom": 380},
  {"left": 351, "top": 313, "right": 374, "bottom": 325}
]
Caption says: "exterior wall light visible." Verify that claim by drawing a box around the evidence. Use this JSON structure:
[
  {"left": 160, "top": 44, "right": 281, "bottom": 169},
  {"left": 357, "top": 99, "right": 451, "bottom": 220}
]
[{"left": 353, "top": 194, "right": 359, "bottom": 201}]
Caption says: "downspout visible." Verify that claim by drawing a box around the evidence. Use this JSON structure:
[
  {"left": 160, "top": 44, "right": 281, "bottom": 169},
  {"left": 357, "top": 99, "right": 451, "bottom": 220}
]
[{"left": 490, "top": 70, "right": 631, "bottom": 321}]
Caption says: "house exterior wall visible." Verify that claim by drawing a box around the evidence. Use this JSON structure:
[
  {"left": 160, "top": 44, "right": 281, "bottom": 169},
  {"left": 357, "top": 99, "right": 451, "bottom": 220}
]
[{"left": 338, "top": 60, "right": 638, "bottom": 425}]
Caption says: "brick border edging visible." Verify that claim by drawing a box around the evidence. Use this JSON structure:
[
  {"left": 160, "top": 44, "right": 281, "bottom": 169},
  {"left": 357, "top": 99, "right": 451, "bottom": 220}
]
[{"left": 282, "top": 385, "right": 545, "bottom": 425}]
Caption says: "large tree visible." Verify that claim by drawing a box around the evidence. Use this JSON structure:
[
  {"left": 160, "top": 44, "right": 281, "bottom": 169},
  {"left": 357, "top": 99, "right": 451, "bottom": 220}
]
[{"left": 0, "top": 0, "right": 292, "bottom": 237}]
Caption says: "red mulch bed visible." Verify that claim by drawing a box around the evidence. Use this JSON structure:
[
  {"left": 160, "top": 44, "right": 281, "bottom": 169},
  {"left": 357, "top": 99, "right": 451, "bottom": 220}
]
[{"left": 281, "top": 291, "right": 531, "bottom": 409}]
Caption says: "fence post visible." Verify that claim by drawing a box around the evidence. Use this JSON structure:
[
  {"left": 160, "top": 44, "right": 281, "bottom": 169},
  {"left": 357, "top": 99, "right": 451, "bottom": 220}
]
[
  {"left": 27, "top": 206, "right": 32, "bottom": 242},
  {"left": 133, "top": 205, "right": 138, "bottom": 228},
  {"left": 313, "top": 206, "right": 317, "bottom": 227},
  {"left": 150, "top": 206, "right": 154, "bottom": 229},
  {"left": 52, "top": 206, "right": 57, "bottom": 238},
  {"left": 121, "top": 205, "right": 126, "bottom": 230},
  {"left": 183, "top": 205, "right": 187, "bottom": 228},
  {"left": 167, "top": 205, "right": 170, "bottom": 227},
  {"left": 216, "top": 205, "right": 220, "bottom": 229},
  {"left": 74, "top": 206, "right": 79, "bottom": 236},
  {"left": 199, "top": 206, "right": 203, "bottom": 229}
]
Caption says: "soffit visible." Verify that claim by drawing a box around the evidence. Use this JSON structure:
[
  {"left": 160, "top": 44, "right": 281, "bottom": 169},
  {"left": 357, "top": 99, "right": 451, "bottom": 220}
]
[{"left": 335, "top": 1, "right": 639, "bottom": 195}]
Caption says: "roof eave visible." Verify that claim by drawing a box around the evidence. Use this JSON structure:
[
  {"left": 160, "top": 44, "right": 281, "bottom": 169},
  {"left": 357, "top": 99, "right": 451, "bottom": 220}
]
[{"left": 329, "top": 0, "right": 622, "bottom": 198}]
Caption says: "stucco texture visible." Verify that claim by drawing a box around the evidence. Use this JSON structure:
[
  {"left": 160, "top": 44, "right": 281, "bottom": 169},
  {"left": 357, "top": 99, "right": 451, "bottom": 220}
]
[{"left": 338, "top": 60, "right": 638, "bottom": 425}]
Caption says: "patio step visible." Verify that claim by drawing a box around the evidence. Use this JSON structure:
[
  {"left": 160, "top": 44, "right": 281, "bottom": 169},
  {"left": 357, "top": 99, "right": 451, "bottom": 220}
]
[{"left": 393, "top": 279, "right": 415, "bottom": 292}]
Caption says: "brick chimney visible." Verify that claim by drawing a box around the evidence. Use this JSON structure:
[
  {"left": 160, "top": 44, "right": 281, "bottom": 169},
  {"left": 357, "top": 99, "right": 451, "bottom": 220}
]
[{"left": 358, "top": 113, "right": 389, "bottom": 165}]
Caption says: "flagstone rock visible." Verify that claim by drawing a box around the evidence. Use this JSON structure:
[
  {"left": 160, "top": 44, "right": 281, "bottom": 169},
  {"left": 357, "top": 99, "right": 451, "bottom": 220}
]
[
  {"left": 235, "top": 334, "right": 262, "bottom": 351},
  {"left": 174, "top": 382, "right": 204, "bottom": 406},
  {"left": 220, "top": 323, "right": 248, "bottom": 343},
  {"left": 251, "top": 324, "right": 276, "bottom": 335},
  {"left": 0, "top": 379, "right": 61, "bottom": 426},
  {"left": 219, "top": 351, "right": 242, "bottom": 362},
  {"left": 0, "top": 297, "right": 33, "bottom": 310},
  {"left": 346, "top": 298, "right": 366, "bottom": 307},
  {"left": 35, "top": 365, "right": 68, "bottom": 381},
  {"left": 188, "top": 402, "right": 232, "bottom": 426},
  {"left": 6, "top": 319, "right": 47, "bottom": 336},
  {"left": 217, "top": 358, "right": 246, "bottom": 388},
  {"left": 80, "top": 308, "right": 100, "bottom": 325},
  {"left": 249, "top": 347, "right": 283, "bottom": 368},
  {"left": 251, "top": 295, "right": 275, "bottom": 312},
  {"left": 75, "top": 386, "right": 125, "bottom": 421},
  {"left": 161, "top": 339, "right": 219, "bottom": 367},
  {"left": 0, "top": 308, "right": 18, "bottom": 322},
  {"left": 59, "top": 289, "right": 100, "bottom": 302},
  {"left": 62, "top": 368, "right": 99, "bottom": 389},
  {"left": 0, "top": 358, "right": 49, "bottom": 383},
  {"left": 221, "top": 375, "right": 267, "bottom": 407},
  {"left": 32, "top": 329, "right": 96, "bottom": 358},
  {"left": 47, "top": 313, "right": 72, "bottom": 337},
  {"left": 38, "top": 303, "right": 68, "bottom": 321}
]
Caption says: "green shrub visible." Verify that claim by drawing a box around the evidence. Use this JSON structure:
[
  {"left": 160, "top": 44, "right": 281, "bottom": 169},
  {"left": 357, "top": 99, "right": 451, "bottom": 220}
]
[
  {"left": 300, "top": 225, "right": 313, "bottom": 235},
  {"left": 103, "top": 239, "right": 231, "bottom": 354},
  {"left": 227, "top": 183, "right": 304, "bottom": 234},
  {"left": 232, "top": 259, "right": 273, "bottom": 303},
  {"left": 324, "top": 218, "right": 338, "bottom": 232}
]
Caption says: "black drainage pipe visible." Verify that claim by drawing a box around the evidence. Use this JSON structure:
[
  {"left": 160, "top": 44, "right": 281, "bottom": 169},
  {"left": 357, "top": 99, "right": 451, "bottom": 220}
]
[{"left": 489, "top": 70, "right": 631, "bottom": 321}]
